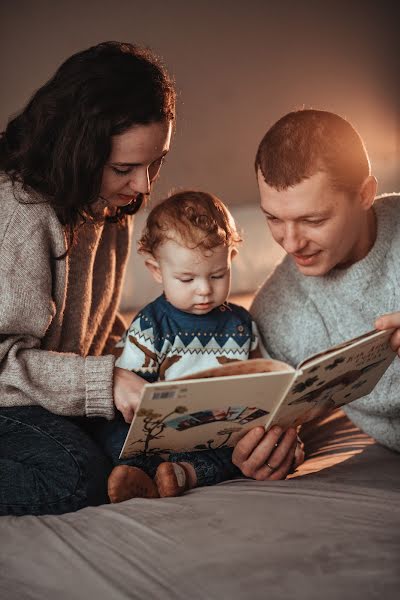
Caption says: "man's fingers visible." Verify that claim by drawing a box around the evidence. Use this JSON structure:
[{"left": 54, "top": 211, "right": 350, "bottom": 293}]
[
  {"left": 294, "top": 441, "right": 305, "bottom": 469},
  {"left": 232, "top": 426, "right": 266, "bottom": 467},
  {"left": 234, "top": 426, "right": 297, "bottom": 479},
  {"left": 375, "top": 313, "right": 400, "bottom": 355},
  {"left": 251, "top": 432, "right": 297, "bottom": 480},
  {"left": 263, "top": 427, "right": 297, "bottom": 469},
  {"left": 389, "top": 330, "right": 400, "bottom": 356},
  {"left": 236, "top": 426, "right": 285, "bottom": 476},
  {"left": 375, "top": 312, "right": 399, "bottom": 330},
  {"left": 268, "top": 439, "right": 297, "bottom": 481}
]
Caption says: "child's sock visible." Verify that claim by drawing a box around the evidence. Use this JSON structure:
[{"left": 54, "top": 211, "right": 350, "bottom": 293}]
[
  {"left": 154, "top": 461, "right": 197, "bottom": 497},
  {"left": 108, "top": 465, "right": 159, "bottom": 503}
]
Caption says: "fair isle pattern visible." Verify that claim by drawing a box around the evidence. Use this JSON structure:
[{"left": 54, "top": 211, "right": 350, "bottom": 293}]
[{"left": 115, "top": 294, "right": 260, "bottom": 382}]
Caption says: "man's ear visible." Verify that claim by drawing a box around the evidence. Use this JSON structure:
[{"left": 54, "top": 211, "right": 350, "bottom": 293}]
[
  {"left": 144, "top": 255, "right": 163, "bottom": 284},
  {"left": 359, "top": 175, "right": 378, "bottom": 210}
]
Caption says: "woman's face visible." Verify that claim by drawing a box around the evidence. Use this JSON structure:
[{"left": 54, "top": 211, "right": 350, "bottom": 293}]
[{"left": 100, "top": 120, "right": 172, "bottom": 208}]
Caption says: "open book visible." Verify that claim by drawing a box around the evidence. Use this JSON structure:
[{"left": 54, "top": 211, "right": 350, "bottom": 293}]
[{"left": 120, "top": 328, "right": 396, "bottom": 458}]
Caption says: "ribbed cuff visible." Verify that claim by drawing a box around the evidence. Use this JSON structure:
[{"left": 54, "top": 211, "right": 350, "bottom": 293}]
[{"left": 85, "top": 355, "right": 115, "bottom": 420}]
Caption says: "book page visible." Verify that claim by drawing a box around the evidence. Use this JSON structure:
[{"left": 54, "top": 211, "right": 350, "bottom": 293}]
[
  {"left": 177, "top": 358, "right": 293, "bottom": 380},
  {"left": 120, "top": 367, "right": 295, "bottom": 458},
  {"left": 270, "top": 328, "right": 395, "bottom": 429},
  {"left": 297, "top": 328, "right": 393, "bottom": 369}
]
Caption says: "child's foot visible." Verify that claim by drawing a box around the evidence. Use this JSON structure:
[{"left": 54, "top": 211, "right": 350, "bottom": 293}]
[
  {"left": 154, "top": 462, "right": 196, "bottom": 497},
  {"left": 108, "top": 465, "right": 159, "bottom": 503}
]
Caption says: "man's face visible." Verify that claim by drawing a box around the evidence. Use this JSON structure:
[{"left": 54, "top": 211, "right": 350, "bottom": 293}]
[{"left": 257, "top": 170, "right": 373, "bottom": 276}]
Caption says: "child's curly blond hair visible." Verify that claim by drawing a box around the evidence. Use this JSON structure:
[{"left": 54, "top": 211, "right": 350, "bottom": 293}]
[{"left": 138, "top": 190, "right": 242, "bottom": 256}]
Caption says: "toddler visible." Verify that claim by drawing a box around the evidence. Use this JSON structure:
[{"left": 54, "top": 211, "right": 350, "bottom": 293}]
[{"left": 103, "top": 191, "right": 263, "bottom": 502}]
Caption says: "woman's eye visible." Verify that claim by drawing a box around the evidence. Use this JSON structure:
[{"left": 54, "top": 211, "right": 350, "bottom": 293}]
[{"left": 112, "top": 167, "right": 131, "bottom": 176}]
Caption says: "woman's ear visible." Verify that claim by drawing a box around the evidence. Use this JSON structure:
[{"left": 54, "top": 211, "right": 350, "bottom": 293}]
[{"left": 144, "top": 256, "right": 163, "bottom": 284}]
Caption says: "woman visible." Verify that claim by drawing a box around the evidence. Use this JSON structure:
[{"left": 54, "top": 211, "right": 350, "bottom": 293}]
[{"left": 0, "top": 41, "right": 302, "bottom": 516}]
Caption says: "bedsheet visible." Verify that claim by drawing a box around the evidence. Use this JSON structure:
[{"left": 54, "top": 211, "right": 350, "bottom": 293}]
[{"left": 0, "top": 410, "right": 399, "bottom": 600}]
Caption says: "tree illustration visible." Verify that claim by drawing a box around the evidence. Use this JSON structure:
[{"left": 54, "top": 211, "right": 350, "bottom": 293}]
[
  {"left": 193, "top": 426, "right": 242, "bottom": 450},
  {"left": 133, "top": 406, "right": 188, "bottom": 455}
]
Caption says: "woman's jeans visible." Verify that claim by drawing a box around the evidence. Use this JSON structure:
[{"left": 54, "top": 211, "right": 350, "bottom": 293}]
[{"left": 0, "top": 406, "right": 112, "bottom": 517}]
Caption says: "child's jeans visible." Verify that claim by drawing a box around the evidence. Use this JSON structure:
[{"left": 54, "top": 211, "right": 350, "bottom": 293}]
[{"left": 90, "top": 413, "right": 242, "bottom": 487}]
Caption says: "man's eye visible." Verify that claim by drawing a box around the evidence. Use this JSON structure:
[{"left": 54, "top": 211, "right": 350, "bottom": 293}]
[
  {"left": 306, "top": 219, "right": 326, "bottom": 225},
  {"left": 266, "top": 215, "right": 279, "bottom": 222}
]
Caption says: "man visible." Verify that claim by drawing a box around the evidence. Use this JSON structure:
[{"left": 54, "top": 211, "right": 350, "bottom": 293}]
[{"left": 232, "top": 109, "right": 400, "bottom": 477}]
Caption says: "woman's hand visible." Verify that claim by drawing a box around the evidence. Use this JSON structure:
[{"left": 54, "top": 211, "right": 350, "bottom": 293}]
[
  {"left": 113, "top": 367, "right": 145, "bottom": 423},
  {"left": 232, "top": 426, "right": 304, "bottom": 480},
  {"left": 375, "top": 312, "right": 400, "bottom": 357}
]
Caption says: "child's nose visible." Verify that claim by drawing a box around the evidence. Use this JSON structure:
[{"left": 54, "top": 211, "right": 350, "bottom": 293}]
[{"left": 197, "top": 280, "right": 212, "bottom": 295}]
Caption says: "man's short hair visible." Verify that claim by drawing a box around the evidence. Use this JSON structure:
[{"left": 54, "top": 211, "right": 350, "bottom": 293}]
[
  {"left": 255, "top": 109, "right": 371, "bottom": 193},
  {"left": 138, "top": 190, "right": 241, "bottom": 256}
]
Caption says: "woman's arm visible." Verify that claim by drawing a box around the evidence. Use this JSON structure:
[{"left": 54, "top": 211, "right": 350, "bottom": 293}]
[{"left": 0, "top": 207, "right": 115, "bottom": 419}]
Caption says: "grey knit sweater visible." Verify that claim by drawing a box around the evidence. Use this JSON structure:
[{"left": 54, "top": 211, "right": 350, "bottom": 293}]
[
  {"left": 0, "top": 175, "right": 132, "bottom": 419},
  {"left": 251, "top": 194, "right": 400, "bottom": 452}
]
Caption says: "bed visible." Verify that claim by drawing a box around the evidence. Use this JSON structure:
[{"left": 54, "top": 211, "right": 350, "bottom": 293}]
[
  {"left": 1, "top": 206, "right": 399, "bottom": 598},
  {"left": 1, "top": 409, "right": 399, "bottom": 599}
]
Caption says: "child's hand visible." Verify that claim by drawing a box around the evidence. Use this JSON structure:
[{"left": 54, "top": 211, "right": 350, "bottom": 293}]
[
  {"left": 113, "top": 367, "right": 145, "bottom": 423},
  {"left": 375, "top": 312, "right": 400, "bottom": 357}
]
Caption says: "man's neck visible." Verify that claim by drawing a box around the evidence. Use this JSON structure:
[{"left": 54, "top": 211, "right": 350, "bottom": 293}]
[
  {"left": 358, "top": 207, "right": 377, "bottom": 261},
  {"left": 337, "top": 208, "right": 377, "bottom": 270}
]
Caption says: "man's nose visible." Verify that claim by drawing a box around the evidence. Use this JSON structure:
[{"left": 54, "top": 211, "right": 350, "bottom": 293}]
[{"left": 282, "top": 224, "right": 306, "bottom": 254}]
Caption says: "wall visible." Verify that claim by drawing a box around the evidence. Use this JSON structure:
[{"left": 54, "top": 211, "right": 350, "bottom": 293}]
[{"left": 1, "top": 0, "right": 398, "bottom": 307}]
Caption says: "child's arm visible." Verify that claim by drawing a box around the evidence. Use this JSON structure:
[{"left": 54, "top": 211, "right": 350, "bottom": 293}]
[{"left": 114, "top": 315, "right": 160, "bottom": 383}]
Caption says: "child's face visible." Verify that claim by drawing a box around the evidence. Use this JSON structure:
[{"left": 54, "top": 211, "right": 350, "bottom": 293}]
[{"left": 147, "top": 240, "right": 236, "bottom": 315}]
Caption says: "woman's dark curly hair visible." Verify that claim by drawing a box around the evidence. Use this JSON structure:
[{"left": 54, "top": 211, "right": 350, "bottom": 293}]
[{"left": 0, "top": 41, "right": 176, "bottom": 229}]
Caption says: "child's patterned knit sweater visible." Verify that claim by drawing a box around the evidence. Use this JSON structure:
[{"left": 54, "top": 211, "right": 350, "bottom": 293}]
[{"left": 115, "top": 294, "right": 260, "bottom": 381}]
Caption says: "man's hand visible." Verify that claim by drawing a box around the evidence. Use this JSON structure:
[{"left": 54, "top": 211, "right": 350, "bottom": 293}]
[
  {"left": 232, "top": 426, "right": 304, "bottom": 480},
  {"left": 113, "top": 367, "right": 145, "bottom": 423},
  {"left": 375, "top": 312, "right": 400, "bottom": 357}
]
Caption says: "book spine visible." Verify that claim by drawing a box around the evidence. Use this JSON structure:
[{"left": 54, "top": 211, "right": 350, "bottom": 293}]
[{"left": 263, "top": 370, "right": 301, "bottom": 430}]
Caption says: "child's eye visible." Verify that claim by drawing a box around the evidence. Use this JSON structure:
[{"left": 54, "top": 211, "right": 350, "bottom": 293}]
[
  {"left": 211, "top": 274, "right": 225, "bottom": 279},
  {"left": 179, "top": 278, "right": 193, "bottom": 283}
]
